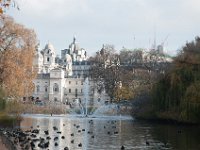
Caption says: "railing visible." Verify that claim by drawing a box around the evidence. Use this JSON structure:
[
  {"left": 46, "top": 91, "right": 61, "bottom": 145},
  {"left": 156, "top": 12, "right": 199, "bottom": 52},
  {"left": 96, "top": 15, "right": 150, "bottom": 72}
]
[{"left": 0, "top": 131, "right": 17, "bottom": 150}]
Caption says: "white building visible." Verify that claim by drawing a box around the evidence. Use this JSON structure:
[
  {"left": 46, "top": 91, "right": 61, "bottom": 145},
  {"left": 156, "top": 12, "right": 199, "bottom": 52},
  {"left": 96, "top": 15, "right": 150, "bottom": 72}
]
[{"left": 32, "top": 37, "right": 108, "bottom": 106}]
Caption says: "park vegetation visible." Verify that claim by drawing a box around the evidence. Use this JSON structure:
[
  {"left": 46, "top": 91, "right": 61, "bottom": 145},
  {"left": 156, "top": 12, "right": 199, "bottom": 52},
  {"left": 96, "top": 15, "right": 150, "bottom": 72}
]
[
  {"left": 89, "top": 45, "right": 136, "bottom": 102},
  {"left": 90, "top": 44, "right": 169, "bottom": 103},
  {"left": 0, "top": 14, "right": 37, "bottom": 124},
  {"left": 90, "top": 38, "right": 200, "bottom": 124},
  {"left": 150, "top": 37, "right": 200, "bottom": 123}
]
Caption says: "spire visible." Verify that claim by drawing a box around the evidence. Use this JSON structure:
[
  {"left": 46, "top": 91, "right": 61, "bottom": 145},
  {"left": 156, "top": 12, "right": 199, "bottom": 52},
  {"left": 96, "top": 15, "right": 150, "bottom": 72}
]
[
  {"left": 153, "top": 24, "right": 157, "bottom": 50},
  {"left": 73, "top": 36, "right": 76, "bottom": 44}
]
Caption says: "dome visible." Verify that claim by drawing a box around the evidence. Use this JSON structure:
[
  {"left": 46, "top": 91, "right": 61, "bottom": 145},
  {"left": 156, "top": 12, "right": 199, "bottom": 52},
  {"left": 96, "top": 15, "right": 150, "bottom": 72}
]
[{"left": 44, "top": 42, "right": 55, "bottom": 52}]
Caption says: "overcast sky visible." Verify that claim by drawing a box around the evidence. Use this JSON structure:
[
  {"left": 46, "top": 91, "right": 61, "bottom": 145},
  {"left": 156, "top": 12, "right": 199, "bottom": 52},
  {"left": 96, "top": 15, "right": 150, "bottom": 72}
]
[{"left": 7, "top": 0, "right": 200, "bottom": 56}]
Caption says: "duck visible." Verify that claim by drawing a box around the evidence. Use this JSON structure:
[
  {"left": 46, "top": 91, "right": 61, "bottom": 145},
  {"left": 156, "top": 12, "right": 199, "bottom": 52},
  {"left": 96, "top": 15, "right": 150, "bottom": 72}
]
[
  {"left": 121, "top": 145, "right": 125, "bottom": 150},
  {"left": 53, "top": 126, "right": 58, "bottom": 130},
  {"left": 71, "top": 133, "right": 74, "bottom": 136},
  {"left": 44, "top": 130, "right": 49, "bottom": 135},
  {"left": 78, "top": 143, "right": 82, "bottom": 147},
  {"left": 71, "top": 139, "right": 74, "bottom": 143},
  {"left": 55, "top": 142, "right": 58, "bottom": 146},
  {"left": 54, "top": 137, "right": 59, "bottom": 141},
  {"left": 64, "top": 147, "right": 69, "bottom": 150}
]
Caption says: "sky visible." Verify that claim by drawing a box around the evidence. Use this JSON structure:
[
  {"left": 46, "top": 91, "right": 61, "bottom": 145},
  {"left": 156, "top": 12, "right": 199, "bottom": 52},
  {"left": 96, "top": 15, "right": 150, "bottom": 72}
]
[{"left": 7, "top": 0, "right": 200, "bottom": 56}]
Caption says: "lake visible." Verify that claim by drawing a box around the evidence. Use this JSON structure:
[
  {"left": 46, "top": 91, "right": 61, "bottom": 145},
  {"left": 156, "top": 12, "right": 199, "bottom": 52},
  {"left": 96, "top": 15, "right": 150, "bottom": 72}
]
[{"left": 19, "top": 114, "right": 200, "bottom": 150}]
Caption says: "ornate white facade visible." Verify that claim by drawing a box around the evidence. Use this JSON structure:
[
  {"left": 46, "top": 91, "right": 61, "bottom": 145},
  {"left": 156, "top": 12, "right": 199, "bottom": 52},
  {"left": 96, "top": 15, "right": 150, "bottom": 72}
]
[{"left": 32, "top": 38, "right": 108, "bottom": 106}]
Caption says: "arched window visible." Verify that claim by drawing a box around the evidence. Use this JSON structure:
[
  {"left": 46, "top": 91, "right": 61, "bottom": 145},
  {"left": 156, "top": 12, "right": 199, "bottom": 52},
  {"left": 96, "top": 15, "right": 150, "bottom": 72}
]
[
  {"left": 47, "top": 57, "right": 49, "bottom": 62},
  {"left": 36, "top": 85, "right": 40, "bottom": 93},
  {"left": 53, "top": 83, "right": 59, "bottom": 92}
]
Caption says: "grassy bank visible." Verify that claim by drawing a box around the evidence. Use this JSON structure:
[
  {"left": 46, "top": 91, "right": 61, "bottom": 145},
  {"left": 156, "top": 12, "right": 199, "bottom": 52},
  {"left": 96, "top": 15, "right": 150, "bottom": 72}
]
[
  {"left": 133, "top": 103, "right": 200, "bottom": 125},
  {"left": 132, "top": 94, "right": 200, "bottom": 125},
  {"left": 5, "top": 101, "right": 68, "bottom": 115}
]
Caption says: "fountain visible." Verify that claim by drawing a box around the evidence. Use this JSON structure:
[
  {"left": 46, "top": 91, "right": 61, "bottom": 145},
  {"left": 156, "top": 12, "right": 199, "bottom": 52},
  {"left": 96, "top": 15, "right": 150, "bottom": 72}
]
[
  {"left": 68, "top": 76, "right": 131, "bottom": 119},
  {"left": 19, "top": 78, "right": 134, "bottom": 150},
  {"left": 79, "top": 77, "right": 123, "bottom": 118},
  {"left": 83, "top": 77, "right": 89, "bottom": 116}
]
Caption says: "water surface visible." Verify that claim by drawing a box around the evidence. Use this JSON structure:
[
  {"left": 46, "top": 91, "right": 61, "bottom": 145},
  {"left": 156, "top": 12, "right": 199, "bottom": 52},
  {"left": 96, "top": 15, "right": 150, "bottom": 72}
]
[{"left": 20, "top": 114, "right": 200, "bottom": 150}]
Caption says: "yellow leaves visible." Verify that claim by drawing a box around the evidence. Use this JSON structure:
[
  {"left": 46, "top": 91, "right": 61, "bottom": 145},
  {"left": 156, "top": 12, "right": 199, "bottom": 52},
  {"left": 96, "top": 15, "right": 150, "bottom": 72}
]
[
  {"left": 0, "top": 15, "right": 37, "bottom": 98},
  {"left": 114, "top": 86, "right": 134, "bottom": 101},
  {"left": 0, "top": 7, "right": 3, "bottom": 14},
  {"left": 170, "top": 73, "right": 180, "bottom": 87},
  {"left": 0, "top": 0, "right": 17, "bottom": 14},
  {"left": 185, "top": 82, "right": 200, "bottom": 103}
]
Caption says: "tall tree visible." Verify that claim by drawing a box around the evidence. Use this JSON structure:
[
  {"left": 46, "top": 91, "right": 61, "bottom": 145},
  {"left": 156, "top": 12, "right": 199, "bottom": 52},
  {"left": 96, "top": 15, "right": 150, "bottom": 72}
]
[
  {"left": 0, "top": 15, "right": 37, "bottom": 98},
  {"left": 152, "top": 36, "right": 200, "bottom": 123},
  {"left": 90, "top": 44, "right": 120, "bottom": 101}
]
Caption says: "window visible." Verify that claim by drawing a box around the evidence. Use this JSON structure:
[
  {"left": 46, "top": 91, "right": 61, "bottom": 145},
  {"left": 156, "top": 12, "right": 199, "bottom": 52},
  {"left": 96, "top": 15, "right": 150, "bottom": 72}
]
[
  {"left": 69, "top": 81, "right": 71, "bottom": 84},
  {"left": 76, "top": 81, "right": 78, "bottom": 85},
  {"left": 92, "top": 88, "right": 94, "bottom": 94},
  {"left": 69, "top": 89, "right": 71, "bottom": 93},
  {"left": 54, "top": 97, "right": 57, "bottom": 102},
  {"left": 47, "top": 57, "right": 49, "bottom": 62},
  {"left": 75, "top": 89, "right": 78, "bottom": 97},
  {"left": 81, "top": 89, "right": 83, "bottom": 93},
  {"left": 36, "top": 85, "right": 40, "bottom": 93},
  {"left": 53, "top": 83, "right": 59, "bottom": 92},
  {"left": 81, "top": 81, "right": 83, "bottom": 85},
  {"left": 45, "top": 86, "right": 48, "bottom": 92}
]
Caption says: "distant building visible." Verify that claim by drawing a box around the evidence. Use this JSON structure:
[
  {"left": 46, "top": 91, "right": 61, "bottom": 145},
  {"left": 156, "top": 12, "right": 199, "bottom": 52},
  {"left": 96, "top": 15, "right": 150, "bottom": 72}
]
[{"left": 32, "top": 37, "right": 108, "bottom": 106}]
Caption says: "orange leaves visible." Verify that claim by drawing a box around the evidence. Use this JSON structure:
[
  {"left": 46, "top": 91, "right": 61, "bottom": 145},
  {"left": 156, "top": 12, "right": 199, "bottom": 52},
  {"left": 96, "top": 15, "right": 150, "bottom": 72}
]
[
  {"left": 0, "top": 7, "right": 3, "bottom": 14},
  {"left": 0, "top": 15, "right": 37, "bottom": 97},
  {"left": 0, "top": 0, "right": 17, "bottom": 14}
]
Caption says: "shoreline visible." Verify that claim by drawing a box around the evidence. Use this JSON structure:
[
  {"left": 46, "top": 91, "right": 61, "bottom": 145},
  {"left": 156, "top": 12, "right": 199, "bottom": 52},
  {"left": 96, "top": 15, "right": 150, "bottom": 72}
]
[
  {"left": 0, "top": 137, "right": 8, "bottom": 150},
  {"left": 134, "top": 116, "right": 200, "bottom": 126},
  {"left": 0, "top": 131, "right": 17, "bottom": 150}
]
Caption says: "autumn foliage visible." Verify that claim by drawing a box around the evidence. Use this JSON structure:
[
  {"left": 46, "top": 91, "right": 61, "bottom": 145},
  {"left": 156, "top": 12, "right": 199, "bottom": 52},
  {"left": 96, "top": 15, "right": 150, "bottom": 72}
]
[
  {"left": 152, "top": 37, "right": 200, "bottom": 123},
  {"left": 0, "top": 15, "right": 37, "bottom": 98},
  {"left": 0, "top": 0, "right": 16, "bottom": 14}
]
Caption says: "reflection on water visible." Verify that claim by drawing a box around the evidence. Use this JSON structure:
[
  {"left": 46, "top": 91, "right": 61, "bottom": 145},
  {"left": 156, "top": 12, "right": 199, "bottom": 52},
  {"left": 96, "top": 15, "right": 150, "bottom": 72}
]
[{"left": 20, "top": 114, "right": 200, "bottom": 150}]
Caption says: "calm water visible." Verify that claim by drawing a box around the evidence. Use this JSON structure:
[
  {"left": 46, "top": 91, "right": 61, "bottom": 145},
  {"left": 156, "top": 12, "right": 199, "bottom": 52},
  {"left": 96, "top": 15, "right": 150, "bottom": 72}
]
[{"left": 20, "top": 114, "right": 200, "bottom": 150}]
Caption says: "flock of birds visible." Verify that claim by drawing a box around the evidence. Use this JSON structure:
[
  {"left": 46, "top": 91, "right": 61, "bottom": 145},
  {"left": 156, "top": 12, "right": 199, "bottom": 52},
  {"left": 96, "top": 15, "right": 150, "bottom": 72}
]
[{"left": 0, "top": 119, "right": 132, "bottom": 150}]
